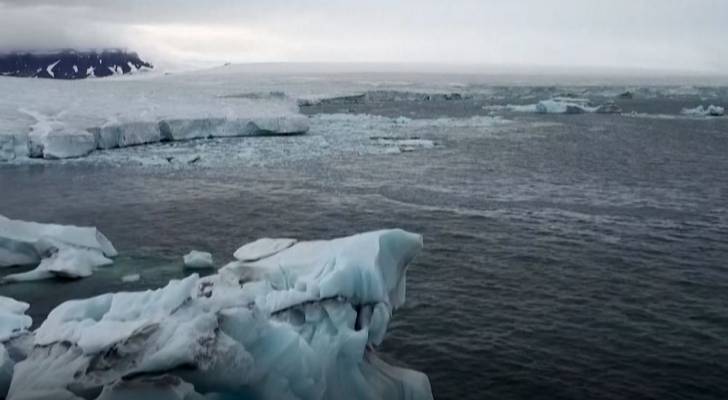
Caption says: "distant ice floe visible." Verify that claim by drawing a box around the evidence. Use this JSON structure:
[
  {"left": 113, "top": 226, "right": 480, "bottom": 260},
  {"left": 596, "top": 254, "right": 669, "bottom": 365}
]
[
  {"left": 183, "top": 250, "right": 214, "bottom": 269},
  {"left": 681, "top": 105, "right": 725, "bottom": 117},
  {"left": 0, "top": 215, "right": 116, "bottom": 283},
  {"left": 2, "top": 229, "right": 432, "bottom": 400},
  {"left": 486, "top": 97, "right": 622, "bottom": 115},
  {"left": 120, "top": 273, "right": 140, "bottom": 283},
  {"left": 7, "top": 113, "right": 502, "bottom": 168}
]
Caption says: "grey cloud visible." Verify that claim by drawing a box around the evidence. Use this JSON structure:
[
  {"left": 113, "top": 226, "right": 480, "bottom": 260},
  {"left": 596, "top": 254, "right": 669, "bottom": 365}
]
[{"left": 0, "top": 0, "right": 726, "bottom": 72}]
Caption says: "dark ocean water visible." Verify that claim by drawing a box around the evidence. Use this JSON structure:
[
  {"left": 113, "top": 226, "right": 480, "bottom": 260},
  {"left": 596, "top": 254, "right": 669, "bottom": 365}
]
[{"left": 2, "top": 92, "right": 728, "bottom": 399}]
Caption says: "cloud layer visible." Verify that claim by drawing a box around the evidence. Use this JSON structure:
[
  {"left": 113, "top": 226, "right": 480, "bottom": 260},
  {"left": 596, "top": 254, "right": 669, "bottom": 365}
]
[{"left": 1, "top": 0, "right": 726, "bottom": 73}]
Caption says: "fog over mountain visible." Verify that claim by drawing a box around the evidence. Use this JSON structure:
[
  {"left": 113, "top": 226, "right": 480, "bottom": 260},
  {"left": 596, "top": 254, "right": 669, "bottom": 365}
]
[{"left": 0, "top": 0, "right": 727, "bottom": 73}]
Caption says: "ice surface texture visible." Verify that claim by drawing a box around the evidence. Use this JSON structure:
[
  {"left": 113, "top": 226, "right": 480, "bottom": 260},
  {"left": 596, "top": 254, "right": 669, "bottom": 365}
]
[
  {"left": 0, "top": 215, "right": 116, "bottom": 282},
  {"left": 5, "top": 229, "right": 432, "bottom": 400},
  {"left": 0, "top": 296, "right": 31, "bottom": 397},
  {"left": 0, "top": 73, "right": 309, "bottom": 161}
]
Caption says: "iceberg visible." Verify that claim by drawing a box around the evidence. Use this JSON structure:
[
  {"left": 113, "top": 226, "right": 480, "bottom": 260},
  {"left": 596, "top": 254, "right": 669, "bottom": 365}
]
[
  {"left": 0, "top": 215, "right": 116, "bottom": 282},
  {"left": 6, "top": 229, "right": 432, "bottom": 400},
  {"left": 183, "top": 250, "right": 214, "bottom": 269}
]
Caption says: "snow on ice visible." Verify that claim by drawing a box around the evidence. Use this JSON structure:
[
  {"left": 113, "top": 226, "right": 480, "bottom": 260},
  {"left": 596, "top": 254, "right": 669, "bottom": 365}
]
[{"left": 3, "top": 229, "right": 432, "bottom": 400}]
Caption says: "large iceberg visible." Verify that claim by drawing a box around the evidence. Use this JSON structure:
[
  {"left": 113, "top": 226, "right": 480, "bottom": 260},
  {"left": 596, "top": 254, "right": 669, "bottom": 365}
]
[
  {"left": 0, "top": 215, "right": 116, "bottom": 282},
  {"left": 4, "top": 229, "right": 432, "bottom": 400}
]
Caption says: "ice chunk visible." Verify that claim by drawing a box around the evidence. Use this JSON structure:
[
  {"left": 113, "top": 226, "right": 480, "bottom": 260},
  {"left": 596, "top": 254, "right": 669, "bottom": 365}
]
[
  {"left": 682, "top": 105, "right": 725, "bottom": 117},
  {"left": 8, "top": 229, "right": 432, "bottom": 400},
  {"left": 595, "top": 103, "right": 623, "bottom": 114},
  {"left": 2, "top": 244, "right": 112, "bottom": 283},
  {"left": 233, "top": 238, "right": 297, "bottom": 261},
  {"left": 497, "top": 98, "right": 605, "bottom": 114},
  {"left": 0, "top": 214, "right": 117, "bottom": 268},
  {"left": 536, "top": 99, "right": 588, "bottom": 114},
  {"left": 29, "top": 128, "right": 96, "bottom": 159},
  {"left": 121, "top": 274, "right": 140, "bottom": 283},
  {"left": 91, "top": 121, "right": 161, "bottom": 149},
  {"left": 0, "top": 296, "right": 32, "bottom": 341},
  {"left": 183, "top": 250, "right": 214, "bottom": 269},
  {"left": 159, "top": 116, "right": 309, "bottom": 141}
]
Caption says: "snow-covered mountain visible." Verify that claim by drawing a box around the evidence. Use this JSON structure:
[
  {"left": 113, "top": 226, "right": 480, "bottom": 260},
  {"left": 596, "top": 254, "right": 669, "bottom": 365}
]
[{"left": 0, "top": 50, "right": 152, "bottom": 79}]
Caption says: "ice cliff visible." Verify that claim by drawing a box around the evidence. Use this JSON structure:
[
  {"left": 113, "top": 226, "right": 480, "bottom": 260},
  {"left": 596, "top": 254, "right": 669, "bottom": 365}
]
[
  {"left": 0, "top": 74, "right": 310, "bottom": 162},
  {"left": 1, "top": 229, "right": 432, "bottom": 400}
]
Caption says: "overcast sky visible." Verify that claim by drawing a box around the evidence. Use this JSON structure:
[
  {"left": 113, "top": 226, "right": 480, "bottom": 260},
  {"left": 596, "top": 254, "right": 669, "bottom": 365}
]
[{"left": 0, "top": 0, "right": 726, "bottom": 73}]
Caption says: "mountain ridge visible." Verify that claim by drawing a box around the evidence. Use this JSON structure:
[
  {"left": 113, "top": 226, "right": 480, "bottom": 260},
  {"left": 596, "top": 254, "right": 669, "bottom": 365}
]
[{"left": 0, "top": 49, "right": 153, "bottom": 79}]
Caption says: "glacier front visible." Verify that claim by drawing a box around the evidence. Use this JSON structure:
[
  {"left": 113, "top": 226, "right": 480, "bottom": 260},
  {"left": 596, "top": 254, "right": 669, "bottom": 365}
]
[
  {"left": 4, "top": 229, "right": 432, "bottom": 400},
  {"left": 0, "top": 73, "right": 310, "bottom": 161}
]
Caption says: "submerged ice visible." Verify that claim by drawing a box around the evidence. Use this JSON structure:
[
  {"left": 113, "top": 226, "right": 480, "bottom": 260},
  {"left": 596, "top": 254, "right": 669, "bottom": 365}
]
[{"left": 2, "top": 229, "right": 432, "bottom": 400}]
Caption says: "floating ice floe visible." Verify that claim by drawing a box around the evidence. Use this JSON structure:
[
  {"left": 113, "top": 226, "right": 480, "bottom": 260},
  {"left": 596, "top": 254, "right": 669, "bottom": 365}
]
[
  {"left": 5, "top": 229, "right": 432, "bottom": 400},
  {"left": 488, "top": 97, "right": 622, "bottom": 115},
  {"left": 121, "top": 274, "right": 141, "bottom": 283},
  {"left": 183, "top": 250, "right": 214, "bottom": 269},
  {"left": 0, "top": 215, "right": 116, "bottom": 282},
  {"left": 681, "top": 105, "right": 725, "bottom": 117}
]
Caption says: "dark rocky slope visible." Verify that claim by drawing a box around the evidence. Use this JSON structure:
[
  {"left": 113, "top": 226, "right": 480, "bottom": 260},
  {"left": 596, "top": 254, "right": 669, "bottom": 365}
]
[{"left": 0, "top": 50, "right": 152, "bottom": 79}]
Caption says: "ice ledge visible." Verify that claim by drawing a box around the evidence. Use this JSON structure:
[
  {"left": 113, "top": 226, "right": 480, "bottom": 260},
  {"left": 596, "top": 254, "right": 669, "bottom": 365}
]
[{"left": 3, "top": 115, "right": 310, "bottom": 161}]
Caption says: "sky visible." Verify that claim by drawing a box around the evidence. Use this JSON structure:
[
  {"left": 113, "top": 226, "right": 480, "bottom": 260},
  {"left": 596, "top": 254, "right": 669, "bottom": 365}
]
[{"left": 0, "top": 0, "right": 727, "bottom": 73}]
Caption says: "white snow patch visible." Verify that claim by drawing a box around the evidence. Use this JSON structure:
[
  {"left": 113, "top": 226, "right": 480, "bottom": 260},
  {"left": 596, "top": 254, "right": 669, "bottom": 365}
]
[
  {"left": 46, "top": 60, "right": 60, "bottom": 78},
  {"left": 183, "top": 250, "right": 214, "bottom": 269},
  {"left": 233, "top": 238, "right": 297, "bottom": 261}
]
